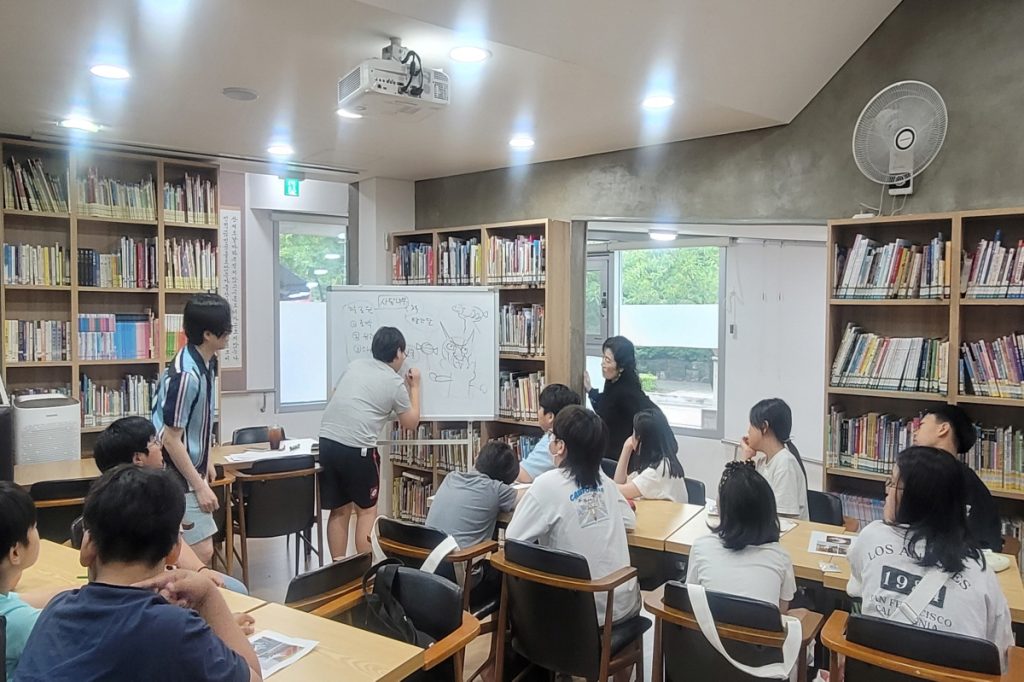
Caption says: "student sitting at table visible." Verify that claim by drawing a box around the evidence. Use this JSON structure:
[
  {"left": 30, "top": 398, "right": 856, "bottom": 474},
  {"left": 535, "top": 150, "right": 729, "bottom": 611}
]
[
  {"left": 847, "top": 446, "right": 1013, "bottom": 670},
  {"left": 93, "top": 416, "right": 249, "bottom": 596},
  {"left": 506, "top": 405, "right": 640, "bottom": 624},
  {"left": 15, "top": 466, "right": 262, "bottom": 682},
  {"left": 517, "top": 383, "right": 581, "bottom": 483},
  {"left": 739, "top": 398, "right": 809, "bottom": 520},
  {"left": 612, "top": 407, "right": 688, "bottom": 503},
  {"left": 686, "top": 461, "right": 796, "bottom": 612},
  {"left": 0, "top": 481, "right": 66, "bottom": 680}
]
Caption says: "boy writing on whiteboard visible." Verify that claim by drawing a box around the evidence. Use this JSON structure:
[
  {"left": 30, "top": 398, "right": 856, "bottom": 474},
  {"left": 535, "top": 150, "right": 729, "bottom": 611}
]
[{"left": 319, "top": 326, "right": 421, "bottom": 559}]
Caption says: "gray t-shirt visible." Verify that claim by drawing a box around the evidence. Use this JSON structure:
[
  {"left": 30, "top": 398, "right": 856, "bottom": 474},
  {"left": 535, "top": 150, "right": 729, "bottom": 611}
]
[
  {"left": 425, "top": 470, "right": 518, "bottom": 548},
  {"left": 320, "top": 358, "right": 412, "bottom": 448}
]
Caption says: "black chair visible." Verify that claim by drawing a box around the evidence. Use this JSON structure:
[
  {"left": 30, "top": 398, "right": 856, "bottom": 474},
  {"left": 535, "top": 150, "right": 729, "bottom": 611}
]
[
  {"left": 232, "top": 455, "right": 321, "bottom": 585},
  {"left": 208, "top": 465, "right": 236, "bottom": 574},
  {"left": 492, "top": 540, "right": 650, "bottom": 682},
  {"left": 30, "top": 478, "right": 94, "bottom": 543},
  {"left": 231, "top": 426, "right": 286, "bottom": 445},
  {"left": 285, "top": 552, "right": 371, "bottom": 612},
  {"left": 822, "top": 611, "right": 1018, "bottom": 681},
  {"left": 807, "top": 490, "right": 844, "bottom": 526},
  {"left": 685, "top": 477, "right": 706, "bottom": 506},
  {"left": 647, "top": 580, "right": 824, "bottom": 682},
  {"left": 70, "top": 515, "right": 84, "bottom": 550}
]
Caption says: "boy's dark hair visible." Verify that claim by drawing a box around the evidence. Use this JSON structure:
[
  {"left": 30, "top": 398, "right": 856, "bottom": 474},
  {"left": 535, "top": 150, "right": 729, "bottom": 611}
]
[
  {"left": 538, "top": 383, "right": 580, "bottom": 417},
  {"left": 712, "top": 461, "right": 780, "bottom": 550},
  {"left": 83, "top": 465, "right": 184, "bottom": 567},
  {"left": 183, "top": 293, "right": 232, "bottom": 346},
  {"left": 632, "top": 407, "right": 685, "bottom": 479},
  {"left": 895, "top": 446, "right": 982, "bottom": 574},
  {"left": 552, "top": 405, "right": 607, "bottom": 489},
  {"left": 371, "top": 326, "right": 406, "bottom": 363},
  {"left": 0, "top": 481, "right": 37, "bottom": 556},
  {"left": 923, "top": 405, "right": 976, "bottom": 454},
  {"left": 475, "top": 441, "right": 519, "bottom": 485},
  {"left": 749, "top": 398, "right": 807, "bottom": 480},
  {"left": 94, "top": 416, "right": 157, "bottom": 472}
]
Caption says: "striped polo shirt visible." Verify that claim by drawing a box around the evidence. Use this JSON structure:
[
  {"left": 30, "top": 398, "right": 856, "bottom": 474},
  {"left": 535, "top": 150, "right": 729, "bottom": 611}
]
[{"left": 152, "top": 344, "right": 216, "bottom": 482}]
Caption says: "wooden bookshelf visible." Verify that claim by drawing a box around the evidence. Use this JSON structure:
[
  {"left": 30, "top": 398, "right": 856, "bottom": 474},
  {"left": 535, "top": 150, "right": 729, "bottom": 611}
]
[
  {"left": 0, "top": 139, "right": 222, "bottom": 456},
  {"left": 824, "top": 208, "right": 1024, "bottom": 557},
  {"left": 386, "top": 219, "right": 585, "bottom": 522}
]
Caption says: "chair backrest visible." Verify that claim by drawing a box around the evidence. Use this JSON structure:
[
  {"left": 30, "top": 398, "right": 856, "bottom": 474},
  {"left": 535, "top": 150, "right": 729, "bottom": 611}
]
[
  {"left": 807, "top": 490, "right": 844, "bottom": 526},
  {"left": 232, "top": 426, "right": 285, "bottom": 445},
  {"left": 660, "top": 581, "right": 785, "bottom": 681},
  {"left": 376, "top": 517, "right": 457, "bottom": 581},
  {"left": 285, "top": 552, "right": 372, "bottom": 608},
  {"left": 30, "top": 478, "right": 94, "bottom": 543},
  {"left": 388, "top": 565, "right": 464, "bottom": 643},
  {"left": 70, "top": 515, "right": 84, "bottom": 550},
  {"left": 242, "top": 455, "right": 316, "bottom": 538},
  {"left": 843, "top": 614, "right": 1002, "bottom": 681},
  {"left": 501, "top": 539, "right": 602, "bottom": 679},
  {"left": 684, "top": 477, "right": 706, "bottom": 506}
]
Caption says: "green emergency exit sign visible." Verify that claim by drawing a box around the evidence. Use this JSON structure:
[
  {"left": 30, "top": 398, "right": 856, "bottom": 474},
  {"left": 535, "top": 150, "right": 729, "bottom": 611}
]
[{"left": 284, "top": 178, "right": 300, "bottom": 197}]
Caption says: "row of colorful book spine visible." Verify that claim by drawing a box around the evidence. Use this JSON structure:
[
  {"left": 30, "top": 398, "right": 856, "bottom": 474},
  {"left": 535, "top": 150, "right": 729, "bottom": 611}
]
[
  {"left": 825, "top": 408, "right": 919, "bottom": 473},
  {"left": 830, "top": 323, "right": 948, "bottom": 393},
  {"left": 164, "top": 238, "right": 217, "bottom": 290},
  {"left": 837, "top": 493, "right": 885, "bottom": 529},
  {"left": 3, "top": 157, "right": 68, "bottom": 212},
  {"left": 487, "top": 235, "right": 545, "bottom": 285},
  {"left": 164, "top": 314, "right": 185, "bottom": 359},
  {"left": 163, "top": 174, "right": 217, "bottom": 225},
  {"left": 389, "top": 424, "right": 433, "bottom": 468},
  {"left": 833, "top": 233, "right": 949, "bottom": 299},
  {"left": 962, "top": 231, "right": 1024, "bottom": 298},
  {"left": 392, "top": 472, "right": 431, "bottom": 524},
  {"left": 77, "top": 312, "right": 156, "bottom": 360},
  {"left": 437, "top": 236, "right": 482, "bottom": 285},
  {"left": 77, "top": 169, "right": 156, "bottom": 221},
  {"left": 2, "top": 243, "right": 70, "bottom": 286},
  {"left": 494, "top": 433, "right": 542, "bottom": 463},
  {"left": 78, "top": 237, "right": 158, "bottom": 288},
  {"left": 436, "top": 427, "right": 477, "bottom": 472},
  {"left": 3, "top": 320, "right": 69, "bottom": 362},
  {"left": 392, "top": 243, "right": 434, "bottom": 284},
  {"left": 960, "top": 334, "right": 1024, "bottom": 399},
  {"left": 499, "top": 303, "right": 545, "bottom": 355},
  {"left": 80, "top": 374, "right": 155, "bottom": 427},
  {"left": 499, "top": 370, "right": 545, "bottom": 421}
]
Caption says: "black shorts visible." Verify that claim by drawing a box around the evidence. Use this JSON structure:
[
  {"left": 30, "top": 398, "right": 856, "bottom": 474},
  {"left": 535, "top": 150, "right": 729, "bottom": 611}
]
[{"left": 319, "top": 437, "right": 381, "bottom": 510}]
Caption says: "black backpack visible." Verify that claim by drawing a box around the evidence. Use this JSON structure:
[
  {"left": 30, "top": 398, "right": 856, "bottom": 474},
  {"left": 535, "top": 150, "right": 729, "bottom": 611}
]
[{"left": 360, "top": 559, "right": 437, "bottom": 648}]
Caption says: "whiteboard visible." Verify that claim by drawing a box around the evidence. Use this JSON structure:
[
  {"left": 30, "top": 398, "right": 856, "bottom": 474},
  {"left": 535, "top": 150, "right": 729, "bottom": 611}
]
[{"left": 327, "top": 286, "right": 499, "bottom": 420}]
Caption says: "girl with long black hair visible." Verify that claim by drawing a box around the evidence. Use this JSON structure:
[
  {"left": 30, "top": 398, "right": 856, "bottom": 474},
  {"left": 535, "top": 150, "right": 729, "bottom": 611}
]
[
  {"left": 739, "top": 398, "right": 809, "bottom": 520},
  {"left": 612, "top": 407, "right": 688, "bottom": 502}
]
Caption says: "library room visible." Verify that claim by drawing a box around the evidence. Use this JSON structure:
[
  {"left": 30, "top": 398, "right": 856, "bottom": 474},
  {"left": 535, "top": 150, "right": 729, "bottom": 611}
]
[{"left": 2, "top": 1, "right": 1024, "bottom": 680}]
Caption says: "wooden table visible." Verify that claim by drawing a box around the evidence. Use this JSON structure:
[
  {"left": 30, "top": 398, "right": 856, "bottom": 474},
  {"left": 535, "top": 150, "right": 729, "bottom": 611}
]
[
  {"left": 247, "top": 602, "right": 424, "bottom": 682},
  {"left": 628, "top": 501, "right": 705, "bottom": 550}
]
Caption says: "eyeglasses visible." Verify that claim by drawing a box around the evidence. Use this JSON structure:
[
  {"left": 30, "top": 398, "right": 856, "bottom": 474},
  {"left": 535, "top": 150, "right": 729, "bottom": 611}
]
[{"left": 885, "top": 479, "right": 903, "bottom": 491}]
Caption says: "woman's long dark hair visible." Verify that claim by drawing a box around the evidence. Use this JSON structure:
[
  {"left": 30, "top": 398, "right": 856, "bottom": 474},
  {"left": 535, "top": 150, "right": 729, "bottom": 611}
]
[
  {"left": 602, "top": 336, "right": 642, "bottom": 390},
  {"left": 894, "top": 446, "right": 984, "bottom": 574},
  {"left": 553, "top": 405, "right": 607, "bottom": 489},
  {"left": 711, "top": 461, "right": 780, "bottom": 550},
  {"left": 749, "top": 398, "right": 807, "bottom": 480},
  {"left": 632, "top": 408, "right": 684, "bottom": 479}
]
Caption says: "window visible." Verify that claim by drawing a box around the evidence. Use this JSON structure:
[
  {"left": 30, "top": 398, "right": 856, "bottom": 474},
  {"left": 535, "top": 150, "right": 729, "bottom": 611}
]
[
  {"left": 275, "top": 217, "right": 349, "bottom": 409},
  {"left": 587, "top": 244, "right": 725, "bottom": 437}
]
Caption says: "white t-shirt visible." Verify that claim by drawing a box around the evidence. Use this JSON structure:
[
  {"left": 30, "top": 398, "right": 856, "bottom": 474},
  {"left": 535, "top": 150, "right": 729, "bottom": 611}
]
[
  {"left": 755, "top": 448, "right": 809, "bottom": 520},
  {"left": 627, "top": 461, "right": 688, "bottom": 503},
  {"left": 687, "top": 535, "right": 796, "bottom": 608},
  {"left": 506, "top": 469, "right": 640, "bottom": 624},
  {"left": 319, "top": 358, "right": 411, "bottom": 448},
  {"left": 847, "top": 520, "right": 1014, "bottom": 669}
]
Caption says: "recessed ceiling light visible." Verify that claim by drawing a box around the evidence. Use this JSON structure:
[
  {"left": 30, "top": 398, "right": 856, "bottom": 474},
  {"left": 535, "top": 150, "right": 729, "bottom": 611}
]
[
  {"left": 313, "top": 268, "right": 328, "bottom": 275},
  {"left": 649, "top": 228, "right": 678, "bottom": 242},
  {"left": 222, "top": 87, "right": 258, "bottom": 101},
  {"left": 59, "top": 117, "right": 101, "bottom": 133},
  {"left": 90, "top": 64, "right": 131, "bottom": 80},
  {"left": 336, "top": 108, "right": 363, "bottom": 119},
  {"left": 509, "top": 134, "right": 535, "bottom": 150},
  {"left": 324, "top": 253, "right": 342, "bottom": 260},
  {"left": 450, "top": 46, "right": 491, "bottom": 63},
  {"left": 306, "top": 281, "right": 319, "bottom": 289},
  {"left": 267, "top": 143, "right": 294, "bottom": 157},
  {"left": 642, "top": 94, "right": 675, "bottom": 110}
]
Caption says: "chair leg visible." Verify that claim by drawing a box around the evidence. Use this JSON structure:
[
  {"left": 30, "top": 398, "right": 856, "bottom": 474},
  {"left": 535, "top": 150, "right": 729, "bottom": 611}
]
[
  {"left": 314, "top": 473, "right": 325, "bottom": 567},
  {"left": 651, "top": 619, "right": 663, "bottom": 682},
  {"left": 225, "top": 481, "right": 234, "bottom": 575},
  {"left": 467, "top": 623, "right": 498, "bottom": 682},
  {"left": 237, "top": 506, "right": 250, "bottom": 587},
  {"left": 633, "top": 638, "right": 644, "bottom": 682}
]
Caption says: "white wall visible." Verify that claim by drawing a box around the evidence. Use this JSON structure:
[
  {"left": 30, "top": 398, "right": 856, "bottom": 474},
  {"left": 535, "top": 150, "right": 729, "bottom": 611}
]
[{"left": 358, "top": 178, "right": 415, "bottom": 285}]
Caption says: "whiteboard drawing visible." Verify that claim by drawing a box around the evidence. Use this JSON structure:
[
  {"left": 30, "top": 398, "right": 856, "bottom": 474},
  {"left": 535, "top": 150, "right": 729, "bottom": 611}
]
[{"left": 429, "top": 304, "right": 489, "bottom": 398}]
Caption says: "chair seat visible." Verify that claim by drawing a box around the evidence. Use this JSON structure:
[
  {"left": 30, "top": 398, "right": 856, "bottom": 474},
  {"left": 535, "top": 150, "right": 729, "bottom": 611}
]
[{"left": 607, "top": 615, "right": 652, "bottom": 657}]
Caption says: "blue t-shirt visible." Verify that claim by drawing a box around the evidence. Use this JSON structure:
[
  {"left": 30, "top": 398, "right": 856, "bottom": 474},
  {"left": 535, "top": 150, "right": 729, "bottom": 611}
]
[
  {"left": 0, "top": 591, "right": 40, "bottom": 680},
  {"left": 14, "top": 583, "right": 249, "bottom": 682},
  {"left": 520, "top": 432, "right": 554, "bottom": 478},
  {"left": 152, "top": 344, "right": 216, "bottom": 480}
]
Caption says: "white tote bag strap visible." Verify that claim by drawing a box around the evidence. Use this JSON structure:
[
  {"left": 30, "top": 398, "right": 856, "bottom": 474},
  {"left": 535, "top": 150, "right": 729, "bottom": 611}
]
[
  {"left": 369, "top": 516, "right": 463, "bottom": 582},
  {"left": 370, "top": 515, "right": 388, "bottom": 564},
  {"left": 894, "top": 567, "right": 948, "bottom": 625},
  {"left": 687, "top": 584, "right": 802, "bottom": 680}
]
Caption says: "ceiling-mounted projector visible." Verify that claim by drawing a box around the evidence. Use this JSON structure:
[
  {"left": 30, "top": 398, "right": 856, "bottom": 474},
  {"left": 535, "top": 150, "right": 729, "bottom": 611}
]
[{"left": 337, "top": 37, "right": 450, "bottom": 120}]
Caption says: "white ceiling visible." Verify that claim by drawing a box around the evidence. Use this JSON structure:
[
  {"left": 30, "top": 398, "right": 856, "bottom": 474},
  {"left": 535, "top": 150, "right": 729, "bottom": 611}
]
[{"left": 0, "top": 0, "right": 899, "bottom": 181}]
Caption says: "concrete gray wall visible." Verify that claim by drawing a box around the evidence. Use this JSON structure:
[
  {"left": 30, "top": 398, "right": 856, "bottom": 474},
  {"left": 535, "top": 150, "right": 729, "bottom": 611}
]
[{"left": 416, "top": 0, "right": 1024, "bottom": 227}]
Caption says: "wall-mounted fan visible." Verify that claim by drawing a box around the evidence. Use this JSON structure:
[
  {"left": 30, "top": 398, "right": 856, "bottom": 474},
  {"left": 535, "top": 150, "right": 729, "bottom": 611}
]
[{"left": 853, "top": 80, "right": 947, "bottom": 197}]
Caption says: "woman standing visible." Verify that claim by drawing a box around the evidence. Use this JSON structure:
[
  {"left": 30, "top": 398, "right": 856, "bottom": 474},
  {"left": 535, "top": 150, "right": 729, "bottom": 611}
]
[{"left": 585, "top": 336, "right": 655, "bottom": 461}]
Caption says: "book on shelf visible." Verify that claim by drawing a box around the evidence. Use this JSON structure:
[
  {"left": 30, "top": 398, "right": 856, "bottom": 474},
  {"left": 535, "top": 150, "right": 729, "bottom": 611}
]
[
  {"left": 2, "top": 157, "right": 69, "bottom": 213},
  {"left": 164, "top": 237, "right": 218, "bottom": 290},
  {"left": 962, "top": 230, "right": 1024, "bottom": 299},
  {"left": 389, "top": 424, "right": 433, "bottom": 469},
  {"left": 1001, "top": 518, "right": 1024, "bottom": 570},
  {"left": 487, "top": 234, "right": 545, "bottom": 285},
  {"left": 78, "top": 238, "right": 158, "bottom": 288},
  {"left": 163, "top": 173, "right": 218, "bottom": 225},
  {"left": 499, "top": 369, "right": 545, "bottom": 421},
  {"left": 392, "top": 471, "right": 431, "bottom": 524},
  {"left": 959, "top": 333, "right": 1024, "bottom": 399},
  {"left": 392, "top": 242, "right": 434, "bottom": 284},
  {"left": 76, "top": 168, "right": 156, "bottom": 220},
  {"left": 164, "top": 314, "right": 186, "bottom": 358},
  {"left": 837, "top": 492, "right": 885, "bottom": 530},
  {"left": 826, "top": 408, "right": 920, "bottom": 474},
  {"left": 438, "top": 236, "right": 482, "bottom": 285},
  {"left": 77, "top": 311, "right": 156, "bottom": 360},
  {"left": 3, "top": 243, "right": 70, "bottom": 286},
  {"left": 80, "top": 373, "right": 155, "bottom": 427},
  {"left": 962, "top": 424, "right": 1024, "bottom": 491},
  {"left": 3, "top": 319, "right": 69, "bottom": 362},
  {"left": 494, "top": 432, "right": 542, "bottom": 463},
  {"left": 830, "top": 322, "right": 948, "bottom": 393},
  {"left": 436, "top": 426, "right": 477, "bottom": 472},
  {"left": 833, "top": 233, "right": 949, "bottom": 299},
  {"left": 499, "top": 303, "right": 545, "bottom": 355}
]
